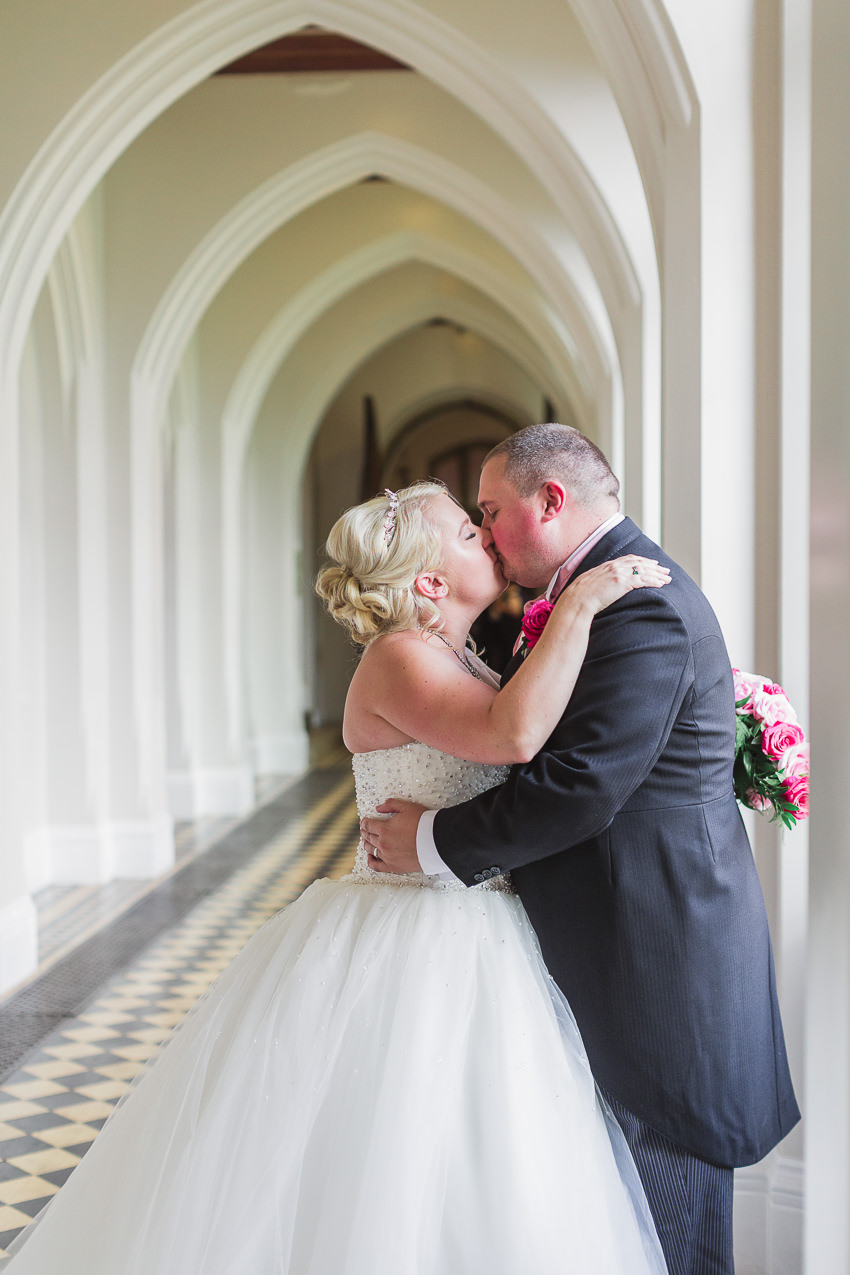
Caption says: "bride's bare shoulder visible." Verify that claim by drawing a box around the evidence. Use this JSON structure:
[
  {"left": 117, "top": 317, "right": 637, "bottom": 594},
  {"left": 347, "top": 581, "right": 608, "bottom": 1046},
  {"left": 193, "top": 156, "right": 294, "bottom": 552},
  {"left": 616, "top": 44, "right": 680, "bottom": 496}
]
[
  {"left": 358, "top": 629, "right": 429, "bottom": 668},
  {"left": 351, "top": 631, "right": 443, "bottom": 699},
  {"left": 343, "top": 631, "right": 429, "bottom": 752}
]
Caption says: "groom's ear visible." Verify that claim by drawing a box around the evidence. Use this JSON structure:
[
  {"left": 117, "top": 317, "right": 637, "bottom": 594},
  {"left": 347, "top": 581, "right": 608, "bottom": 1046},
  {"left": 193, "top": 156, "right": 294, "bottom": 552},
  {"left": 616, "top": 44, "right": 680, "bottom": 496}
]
[
  {"left": 414, "top": 571, "right": 449, "bottom": 600},
  {"left": 540, "top": 480, "right": 567, "bottom": 522}
]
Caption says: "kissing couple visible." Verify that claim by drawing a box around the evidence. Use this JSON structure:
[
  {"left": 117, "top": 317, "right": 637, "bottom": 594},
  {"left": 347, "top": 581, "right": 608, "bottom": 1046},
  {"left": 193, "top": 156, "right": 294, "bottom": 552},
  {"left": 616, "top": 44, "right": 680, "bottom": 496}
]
[{"left": 4, "top": 423, "right": 798, "bottom": 1275}]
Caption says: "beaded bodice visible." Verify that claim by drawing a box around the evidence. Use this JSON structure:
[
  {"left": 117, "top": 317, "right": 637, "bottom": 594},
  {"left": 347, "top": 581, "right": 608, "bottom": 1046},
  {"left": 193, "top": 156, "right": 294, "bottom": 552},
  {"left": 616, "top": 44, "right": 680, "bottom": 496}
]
[{"left": 350, "top": 742, "right": 513, "bottom": 893}]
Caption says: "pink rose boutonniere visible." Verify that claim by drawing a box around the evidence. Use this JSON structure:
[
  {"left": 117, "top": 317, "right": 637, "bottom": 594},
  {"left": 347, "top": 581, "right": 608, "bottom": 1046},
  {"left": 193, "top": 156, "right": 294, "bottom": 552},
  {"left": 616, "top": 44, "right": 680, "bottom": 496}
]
[
  {"left": 732, "top": 669, "right": 810, "bottom": 829},
  {"left": 515, "top": 598, "right": 554, "bottom": 659}
]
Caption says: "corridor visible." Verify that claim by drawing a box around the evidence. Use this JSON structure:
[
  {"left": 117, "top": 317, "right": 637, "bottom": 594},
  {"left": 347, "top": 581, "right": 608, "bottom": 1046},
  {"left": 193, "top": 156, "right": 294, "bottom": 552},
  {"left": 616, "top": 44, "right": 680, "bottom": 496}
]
[{"left": 2, "top": 0, "right": 850, "bottom": 1267}]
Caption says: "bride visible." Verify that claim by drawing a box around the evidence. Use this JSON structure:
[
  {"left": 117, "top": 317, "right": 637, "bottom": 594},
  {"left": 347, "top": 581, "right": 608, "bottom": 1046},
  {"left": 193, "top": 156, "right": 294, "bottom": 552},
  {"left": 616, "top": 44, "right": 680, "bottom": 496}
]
[{"left": 3, "top": 481, "right": 670, "bottom": 1275}]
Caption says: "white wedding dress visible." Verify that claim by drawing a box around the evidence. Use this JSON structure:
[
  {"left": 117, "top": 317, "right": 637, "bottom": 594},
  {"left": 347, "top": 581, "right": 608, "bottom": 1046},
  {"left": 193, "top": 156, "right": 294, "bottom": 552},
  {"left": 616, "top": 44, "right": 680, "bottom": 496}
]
[{"left": 4, "top": 743, "right": 666, "bottom": 1275}]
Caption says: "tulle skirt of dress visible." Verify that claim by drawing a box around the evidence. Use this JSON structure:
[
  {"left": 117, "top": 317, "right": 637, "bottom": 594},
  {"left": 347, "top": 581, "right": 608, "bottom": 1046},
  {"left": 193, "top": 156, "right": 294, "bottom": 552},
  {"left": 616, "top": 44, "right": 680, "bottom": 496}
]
[{"left": 4, "top": 877, "right": 666, "bottom": 1275}]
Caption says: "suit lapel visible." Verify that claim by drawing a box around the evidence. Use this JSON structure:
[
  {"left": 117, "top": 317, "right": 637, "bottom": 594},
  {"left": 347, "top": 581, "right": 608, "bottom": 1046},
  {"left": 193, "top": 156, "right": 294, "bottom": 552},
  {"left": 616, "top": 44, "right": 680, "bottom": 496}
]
[{"left": 561, "top": 517, "right": 643, "bottom": 587}]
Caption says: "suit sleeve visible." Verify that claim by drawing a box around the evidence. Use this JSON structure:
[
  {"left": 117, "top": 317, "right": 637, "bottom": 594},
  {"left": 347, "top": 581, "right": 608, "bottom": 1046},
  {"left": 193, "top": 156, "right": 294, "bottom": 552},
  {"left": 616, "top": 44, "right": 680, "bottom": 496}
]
[{"left": 433, "top": 590, "right": 693, "bottom": 884}]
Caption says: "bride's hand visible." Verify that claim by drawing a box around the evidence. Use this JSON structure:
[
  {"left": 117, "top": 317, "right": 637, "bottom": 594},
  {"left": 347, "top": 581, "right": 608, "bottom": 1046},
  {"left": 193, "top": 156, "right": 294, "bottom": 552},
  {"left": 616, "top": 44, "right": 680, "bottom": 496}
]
[{"left": 565, "top": 555, "right": 671, "bottom": 615}]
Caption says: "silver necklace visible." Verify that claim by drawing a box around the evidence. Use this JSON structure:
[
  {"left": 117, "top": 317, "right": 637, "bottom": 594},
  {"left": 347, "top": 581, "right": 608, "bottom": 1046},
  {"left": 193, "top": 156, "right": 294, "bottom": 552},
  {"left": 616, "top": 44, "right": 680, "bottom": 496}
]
[{"left": 433, "top": 631, "right": 483, "bottom": 681}]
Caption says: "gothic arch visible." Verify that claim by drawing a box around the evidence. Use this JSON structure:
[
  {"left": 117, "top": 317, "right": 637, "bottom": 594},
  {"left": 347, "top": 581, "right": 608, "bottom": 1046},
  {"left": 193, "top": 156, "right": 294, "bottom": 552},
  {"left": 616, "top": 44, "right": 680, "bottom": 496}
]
[
  {"left": 133, "top": 131, "right": 613, "bottom": 428},
  {"left": 0, "top": 0, "right": 670, "bottom": 377},
  {"left": 220, "top": 229, "right": 588, "bottom": 473}
]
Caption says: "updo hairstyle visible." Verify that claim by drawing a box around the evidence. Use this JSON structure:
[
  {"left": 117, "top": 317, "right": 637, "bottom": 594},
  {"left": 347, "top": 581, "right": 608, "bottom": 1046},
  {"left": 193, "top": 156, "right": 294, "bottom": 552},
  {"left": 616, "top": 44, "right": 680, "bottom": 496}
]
[{"left": 315, "top": 481, "right": 450, "bottom": 645}]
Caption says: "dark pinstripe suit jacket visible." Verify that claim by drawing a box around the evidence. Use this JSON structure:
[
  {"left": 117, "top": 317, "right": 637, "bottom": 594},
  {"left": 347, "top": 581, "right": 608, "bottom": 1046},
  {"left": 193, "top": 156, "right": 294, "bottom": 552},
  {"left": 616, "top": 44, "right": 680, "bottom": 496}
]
[{"left": 434, "top": 518, "right": 800, "bottom": 1167}]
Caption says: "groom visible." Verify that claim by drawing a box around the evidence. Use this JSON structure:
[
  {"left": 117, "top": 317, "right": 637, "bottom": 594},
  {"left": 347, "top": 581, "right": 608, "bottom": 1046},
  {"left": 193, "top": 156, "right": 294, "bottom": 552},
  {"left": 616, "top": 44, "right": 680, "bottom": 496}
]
[{"left": 360, "top": 424, "right": 800, "bottom": 1275}]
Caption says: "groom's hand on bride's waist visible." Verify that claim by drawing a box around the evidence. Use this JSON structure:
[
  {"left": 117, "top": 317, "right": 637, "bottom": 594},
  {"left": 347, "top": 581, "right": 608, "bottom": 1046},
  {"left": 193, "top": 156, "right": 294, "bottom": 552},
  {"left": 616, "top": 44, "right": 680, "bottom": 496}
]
[{"left": 361, "top": 800, "right": 426, "bottom": 874}]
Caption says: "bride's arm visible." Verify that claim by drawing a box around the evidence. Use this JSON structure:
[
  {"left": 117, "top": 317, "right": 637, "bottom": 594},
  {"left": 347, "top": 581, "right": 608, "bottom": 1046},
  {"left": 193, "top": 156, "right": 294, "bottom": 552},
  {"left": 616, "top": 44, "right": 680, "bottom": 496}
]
[{"left": 360, "top": 554, "right": 669, "bottom": 765}]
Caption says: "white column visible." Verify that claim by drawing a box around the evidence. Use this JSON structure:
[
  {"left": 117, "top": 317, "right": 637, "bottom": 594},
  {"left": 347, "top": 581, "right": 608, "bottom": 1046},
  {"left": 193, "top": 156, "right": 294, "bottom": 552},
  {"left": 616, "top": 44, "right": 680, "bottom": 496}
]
[
  {"left": 19, "top": 204, "right": 118, "bottom": 887},
  {"left": 309, "top": 435, "right": 364, "bottom": 727},
  {"left": 659, "top": 117, "right": 702, "bottom": 581},
  {"left": 1, "top": 357, "right": 37, "bottom": 993},
  {"left": 732, "top": 6, "right": 809, "bottom": 1269},
  {"left": 806, "top": 0, "right": 850, "bottom": 1269},
  {"left": 27, "top": 294, "right": 97, "bottom": 884},
  {"left": 244, "top": 421, "right": 309, "bottom": 777},
  {"left": 99, "top": 374, "right": 173, "bottom": 879},
  {"left": 74, "top": 359, "right": 114, "bottom": 860},
  {"left": 164, "top": 421, "right": 191, "bottom": 806},
  {"left": 168, "top": 358, "right": 255, "bottom": 818},
  {"left": 698, "top": 20, "right": 757, "bottom": 658},
  {"left": 766, "top": 0, "right": 811, "bottom": 1266},
  {"left": 660, "top": 8, "right": 806, "bottom": 1267},
  {"left": 16, "top": 285, "right": 113, "bottom": 891}
]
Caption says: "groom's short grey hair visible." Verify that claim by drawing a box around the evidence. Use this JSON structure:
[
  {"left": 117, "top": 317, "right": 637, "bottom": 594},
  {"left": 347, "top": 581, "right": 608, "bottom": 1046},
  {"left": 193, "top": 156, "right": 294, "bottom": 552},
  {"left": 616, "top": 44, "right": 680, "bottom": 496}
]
[{"left": 486, "top": 423, "right": 620, "bottom": 509}]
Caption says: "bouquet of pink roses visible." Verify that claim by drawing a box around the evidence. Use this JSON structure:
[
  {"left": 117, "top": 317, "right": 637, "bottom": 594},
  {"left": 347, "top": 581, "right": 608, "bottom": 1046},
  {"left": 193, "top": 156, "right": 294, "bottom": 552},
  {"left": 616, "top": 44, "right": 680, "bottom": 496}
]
[{"left": 732, "top": 669, "right": 809, "bottom": 828}]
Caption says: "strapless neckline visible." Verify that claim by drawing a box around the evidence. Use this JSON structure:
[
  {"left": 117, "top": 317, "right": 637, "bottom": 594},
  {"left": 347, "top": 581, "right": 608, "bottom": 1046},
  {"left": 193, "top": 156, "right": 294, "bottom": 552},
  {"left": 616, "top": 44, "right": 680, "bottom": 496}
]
[{"left": 348, "top": 741, "right": 512, "bottom": 893}]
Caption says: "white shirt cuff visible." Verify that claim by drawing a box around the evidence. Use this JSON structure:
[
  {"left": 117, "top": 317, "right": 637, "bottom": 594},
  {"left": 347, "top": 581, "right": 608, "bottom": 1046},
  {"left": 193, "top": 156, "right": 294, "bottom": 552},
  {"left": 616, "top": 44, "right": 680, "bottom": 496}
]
[{"left": 416, "top": 810, "right": 464, "bottom": 884}]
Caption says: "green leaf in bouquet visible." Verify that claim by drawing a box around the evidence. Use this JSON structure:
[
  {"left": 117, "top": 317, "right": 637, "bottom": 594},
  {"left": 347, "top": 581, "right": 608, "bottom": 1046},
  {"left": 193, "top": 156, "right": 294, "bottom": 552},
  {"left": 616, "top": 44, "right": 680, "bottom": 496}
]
[{"left": 735, "top": 716, "right": 750, "bottom": 750}]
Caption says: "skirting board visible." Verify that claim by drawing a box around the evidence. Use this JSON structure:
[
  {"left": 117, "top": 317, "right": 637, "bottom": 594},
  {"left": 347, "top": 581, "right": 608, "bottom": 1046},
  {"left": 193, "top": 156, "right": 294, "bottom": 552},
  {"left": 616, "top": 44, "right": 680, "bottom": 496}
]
[
  {"left": 251, "top": 730, "right": 310, "bottom": 775},
  {"left": 734, "top": 1155, "right": 803, "bottom": 1274},
  {"left": 104, "top": 814, "right": 175, "bottom": 878},
  {"left": 167, "top": 765, "right": 255, "bottom": 819},
  {"left": 23, "top": 814, "right": 175, "bottom": 887},
  {"left": 0, "top": 895, "right": 38, "bottom": 996}
]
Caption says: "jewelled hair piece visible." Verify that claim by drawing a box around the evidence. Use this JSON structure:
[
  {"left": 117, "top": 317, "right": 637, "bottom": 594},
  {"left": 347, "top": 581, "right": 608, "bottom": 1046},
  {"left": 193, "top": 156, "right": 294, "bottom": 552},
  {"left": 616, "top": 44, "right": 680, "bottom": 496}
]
[{"left": 382, "top": 488, "right": 399, "bottom": 545}]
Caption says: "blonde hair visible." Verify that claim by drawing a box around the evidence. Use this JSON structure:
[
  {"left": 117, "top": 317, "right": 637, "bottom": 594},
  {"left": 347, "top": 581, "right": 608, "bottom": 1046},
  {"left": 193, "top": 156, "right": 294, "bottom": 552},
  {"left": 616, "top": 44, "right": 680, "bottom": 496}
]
[{"left": 316, "top": 481, "right": 450, "bottom": 645}]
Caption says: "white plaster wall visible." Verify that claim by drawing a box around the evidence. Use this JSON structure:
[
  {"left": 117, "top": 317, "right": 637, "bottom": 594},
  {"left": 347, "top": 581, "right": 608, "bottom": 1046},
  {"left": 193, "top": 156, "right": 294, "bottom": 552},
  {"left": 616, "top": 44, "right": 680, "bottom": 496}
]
[{"left": 0, "top": 2, "right": 185, "bottom": 206}]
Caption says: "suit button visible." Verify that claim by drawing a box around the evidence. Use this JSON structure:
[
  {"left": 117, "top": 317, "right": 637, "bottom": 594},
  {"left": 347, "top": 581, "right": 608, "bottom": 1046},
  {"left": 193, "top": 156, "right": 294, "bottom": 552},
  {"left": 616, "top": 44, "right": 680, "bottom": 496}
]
[{"left": 473, "top": 873, "right": 483, "bottom": 883}]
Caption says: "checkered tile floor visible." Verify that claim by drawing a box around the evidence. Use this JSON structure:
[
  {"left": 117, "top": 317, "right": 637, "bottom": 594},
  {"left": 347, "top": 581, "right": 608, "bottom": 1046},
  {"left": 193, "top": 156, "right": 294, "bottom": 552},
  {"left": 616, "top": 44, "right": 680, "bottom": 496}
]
[
  {"left": 0, "top": 755, "right": 357, "bottom": 1257},
  {"left": 32, "top": 817, "right": 238, "bottom": 969}
]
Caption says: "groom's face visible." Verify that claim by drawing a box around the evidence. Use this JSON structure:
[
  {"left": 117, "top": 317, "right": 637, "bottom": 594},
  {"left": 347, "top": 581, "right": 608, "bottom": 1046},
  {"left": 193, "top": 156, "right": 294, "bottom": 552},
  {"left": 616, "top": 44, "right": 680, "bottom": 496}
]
[{"left": 477, "top": 457, "right": 555, "bottom": 589}]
